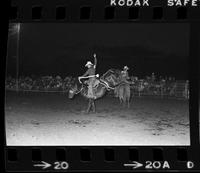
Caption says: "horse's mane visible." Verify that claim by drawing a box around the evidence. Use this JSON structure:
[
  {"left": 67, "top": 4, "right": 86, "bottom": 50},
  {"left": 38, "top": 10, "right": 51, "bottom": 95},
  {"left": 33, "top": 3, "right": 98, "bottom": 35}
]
[{"left": 109, "top": 68, "right": 121, "bottom": 73}]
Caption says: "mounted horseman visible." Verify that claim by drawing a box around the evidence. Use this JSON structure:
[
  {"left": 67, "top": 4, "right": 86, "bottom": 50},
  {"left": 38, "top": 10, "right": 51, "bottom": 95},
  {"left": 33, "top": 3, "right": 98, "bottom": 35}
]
[
  {"left": 121, "top": 66, "right": 130, "bottom": 83},
  {"left": 114, "top": 66, "right": 131, "bottom": 107},
  {"left": 114, "top": 65, "right": 130, "bottom": 98}
]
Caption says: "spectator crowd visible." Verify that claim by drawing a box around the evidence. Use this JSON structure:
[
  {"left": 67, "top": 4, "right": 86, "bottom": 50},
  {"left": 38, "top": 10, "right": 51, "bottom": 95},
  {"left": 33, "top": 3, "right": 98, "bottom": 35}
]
[
  {"left": 5, "top": 73, "right": 189, "bottom": 99},
  {"left": 5, "top": 75, "right": 72, "bottom": 91}
]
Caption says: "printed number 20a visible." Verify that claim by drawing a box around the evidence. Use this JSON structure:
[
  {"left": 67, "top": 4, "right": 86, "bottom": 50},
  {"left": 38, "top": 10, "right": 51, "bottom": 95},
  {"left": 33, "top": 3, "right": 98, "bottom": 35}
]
[
  {"left": 54, "top": 161, "right": 69, "bottom": 170},
  {"left": 145, "top": 161, "right": 170, "bottom": 169}
]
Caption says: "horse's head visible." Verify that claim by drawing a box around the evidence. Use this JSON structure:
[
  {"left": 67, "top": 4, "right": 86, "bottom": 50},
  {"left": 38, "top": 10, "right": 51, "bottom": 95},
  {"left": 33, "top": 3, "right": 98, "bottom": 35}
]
[
  {"left": 100, "top": 69, "right": 121, "bottom": 87},
  {"left": 68, "top": 78, "right": 81, "bottom": 99}
]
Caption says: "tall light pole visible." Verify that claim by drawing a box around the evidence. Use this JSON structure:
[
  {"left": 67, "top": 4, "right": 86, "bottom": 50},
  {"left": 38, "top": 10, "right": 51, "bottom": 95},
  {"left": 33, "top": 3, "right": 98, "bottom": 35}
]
[
  {"left": 8, "top": 23, "right": 21, "bottom": 92},
  {"left": 7, "top": 23, "right": 20, "bottom": 91},
  {"left": 15, "top": 23, "right": 21, "bottom": 92}
]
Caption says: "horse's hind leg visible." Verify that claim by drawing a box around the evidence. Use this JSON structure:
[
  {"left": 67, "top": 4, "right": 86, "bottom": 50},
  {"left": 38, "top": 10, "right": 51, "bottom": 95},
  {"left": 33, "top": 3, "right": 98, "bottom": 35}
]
[
  {"left": 122, "top": 101, "right": 125, "bottom": 107},
  {"left": 119, "top": 98, "right": 122, "bottom": 105},
  {"left": 127, "top": 86, "right": 131, "bottom": 108},
  {"left": 121, "top": 97, "right": 125, "bottom": 107},
  {"left": 127, "top": 97, "right": 130, "bottom": 108},
  {"left": 87, "top": 99, "right": 92, "bottom": 113},
  {"left": 92, "top": 99, "right": 96, "bottom": 113}
]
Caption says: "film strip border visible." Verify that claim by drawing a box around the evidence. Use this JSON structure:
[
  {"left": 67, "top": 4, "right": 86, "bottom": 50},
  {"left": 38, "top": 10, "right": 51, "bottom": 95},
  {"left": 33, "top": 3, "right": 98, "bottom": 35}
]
[
  {"left": 5, "top": 146, "right": 200, "bottom": 171},
  {"left": 9, "top": 0, "right": 200, "bottom": 22},
  {"left": 4, "top": 0, "right": 200, "bottom": 172}
]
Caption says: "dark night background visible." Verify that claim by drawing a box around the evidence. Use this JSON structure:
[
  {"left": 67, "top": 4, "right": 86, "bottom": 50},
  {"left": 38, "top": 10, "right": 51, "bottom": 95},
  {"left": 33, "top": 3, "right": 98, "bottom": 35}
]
[{"left": 6, "top": 23, "right": 189, "bottom": 79}]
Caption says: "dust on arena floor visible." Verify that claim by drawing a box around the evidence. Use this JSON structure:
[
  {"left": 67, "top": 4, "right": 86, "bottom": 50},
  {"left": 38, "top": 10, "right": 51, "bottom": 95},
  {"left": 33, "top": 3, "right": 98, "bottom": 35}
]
[{"left": 5, "top": 91, "right": 190, "bottom": 146}]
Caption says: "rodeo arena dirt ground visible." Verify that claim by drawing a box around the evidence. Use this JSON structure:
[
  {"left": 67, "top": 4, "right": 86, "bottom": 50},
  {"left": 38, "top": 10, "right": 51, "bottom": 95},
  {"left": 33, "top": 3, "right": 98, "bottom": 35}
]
[{"left": 5, "top": 90, "right": 190, "bottom": 146}]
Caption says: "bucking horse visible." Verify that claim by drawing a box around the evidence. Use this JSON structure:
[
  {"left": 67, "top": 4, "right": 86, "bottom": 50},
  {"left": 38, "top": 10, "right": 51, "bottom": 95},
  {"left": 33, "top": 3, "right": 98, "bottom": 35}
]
[{"left": 68, "top": 69, "right": 125, "bottom": 113}]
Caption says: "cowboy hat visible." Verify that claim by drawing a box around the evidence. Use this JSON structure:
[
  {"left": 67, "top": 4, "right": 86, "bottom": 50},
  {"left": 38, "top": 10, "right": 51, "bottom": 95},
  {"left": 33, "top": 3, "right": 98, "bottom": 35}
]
[
  {"left": 123, "top": 66, "right": 129, "bottom": 70},
  {"left": 85, "top": 61, "right": 93, "bottom": 67}
]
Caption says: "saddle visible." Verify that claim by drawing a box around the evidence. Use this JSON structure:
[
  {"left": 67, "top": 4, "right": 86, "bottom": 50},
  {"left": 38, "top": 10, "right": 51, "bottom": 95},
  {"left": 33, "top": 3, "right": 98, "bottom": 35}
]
[
  {"left": 84, "top": 79, "right": 100, "bottom": 89},
  {"left": 93, "top": 79, "right": 100, "bottom": 89}
]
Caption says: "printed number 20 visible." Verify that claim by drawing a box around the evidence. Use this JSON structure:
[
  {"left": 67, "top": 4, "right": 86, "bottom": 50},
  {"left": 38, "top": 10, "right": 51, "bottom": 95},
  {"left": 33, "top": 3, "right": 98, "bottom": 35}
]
[{"left": 54, "top": 161, "right": 69, "bottom": 170}]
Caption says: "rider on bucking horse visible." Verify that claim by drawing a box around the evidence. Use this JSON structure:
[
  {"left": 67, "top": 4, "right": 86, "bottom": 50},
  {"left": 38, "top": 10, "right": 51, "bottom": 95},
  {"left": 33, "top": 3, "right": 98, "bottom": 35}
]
[{"left": 78, "top": 53, "right": 97, "bottom": 99}]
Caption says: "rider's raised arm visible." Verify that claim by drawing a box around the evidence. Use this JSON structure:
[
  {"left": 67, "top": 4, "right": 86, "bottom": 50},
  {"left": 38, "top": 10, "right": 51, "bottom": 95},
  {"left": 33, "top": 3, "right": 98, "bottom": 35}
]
[{"left": 93, "top": 54, "right": 97, "bottom": 69}]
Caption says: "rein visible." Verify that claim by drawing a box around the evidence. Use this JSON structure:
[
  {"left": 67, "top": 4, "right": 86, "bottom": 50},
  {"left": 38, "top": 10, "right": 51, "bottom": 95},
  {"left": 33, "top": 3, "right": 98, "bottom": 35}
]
[
  {"left": 74, "top": 85, "right": 84, "bottom": 95},
  {"left": 99, "top": 79, "right": 115, "bottom": 90}
]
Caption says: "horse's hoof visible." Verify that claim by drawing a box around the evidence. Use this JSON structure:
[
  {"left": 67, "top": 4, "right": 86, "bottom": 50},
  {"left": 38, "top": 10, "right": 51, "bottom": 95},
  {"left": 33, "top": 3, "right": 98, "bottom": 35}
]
[{"left": 82, "top": 110, "right": 89, "bottom": 114}]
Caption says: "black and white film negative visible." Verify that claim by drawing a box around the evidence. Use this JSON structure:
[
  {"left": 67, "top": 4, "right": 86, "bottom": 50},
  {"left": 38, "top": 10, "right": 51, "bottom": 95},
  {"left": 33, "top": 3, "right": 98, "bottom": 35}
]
[{"left": 2, "top": 0, "right": 200, "bottom": 172}]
